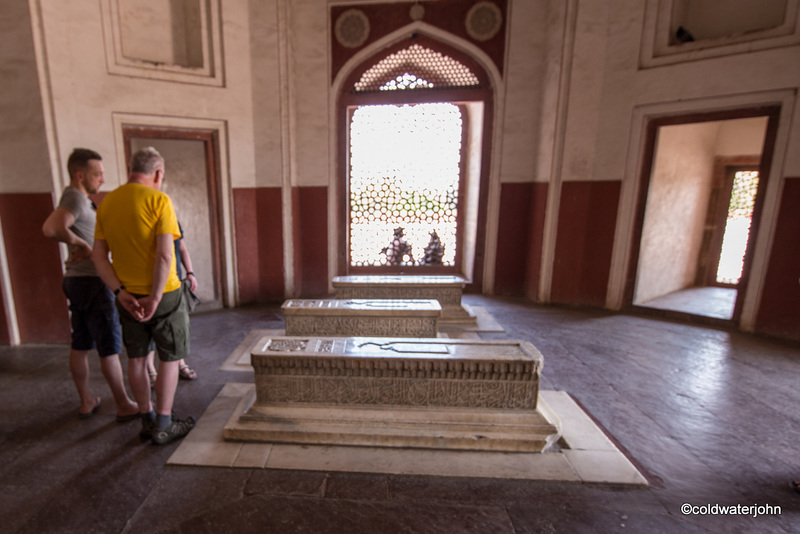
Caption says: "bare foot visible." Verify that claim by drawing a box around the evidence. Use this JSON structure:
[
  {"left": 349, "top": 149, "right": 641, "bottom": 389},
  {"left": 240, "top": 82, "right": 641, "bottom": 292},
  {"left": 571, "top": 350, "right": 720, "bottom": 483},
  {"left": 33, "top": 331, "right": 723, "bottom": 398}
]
[
  {"left": 116, "top": 401, "right": 139, "bottom": 421},
  {"left": 79, "top": 397, "right": 101, "bottom": 419}
]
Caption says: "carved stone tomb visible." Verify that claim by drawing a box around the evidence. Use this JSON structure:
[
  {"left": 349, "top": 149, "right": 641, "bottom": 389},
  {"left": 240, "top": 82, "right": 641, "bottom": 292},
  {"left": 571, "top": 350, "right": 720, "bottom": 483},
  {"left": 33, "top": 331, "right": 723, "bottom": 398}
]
[{"left": 223, "top": 336, "right": 561, "bottom": 452}]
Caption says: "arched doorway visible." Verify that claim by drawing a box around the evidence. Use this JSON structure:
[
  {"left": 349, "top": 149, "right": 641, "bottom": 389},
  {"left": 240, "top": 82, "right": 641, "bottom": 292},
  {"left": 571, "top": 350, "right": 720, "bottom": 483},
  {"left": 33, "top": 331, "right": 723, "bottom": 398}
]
[{"left": 337, "top": 35, "right": 494, "bottom": 288}]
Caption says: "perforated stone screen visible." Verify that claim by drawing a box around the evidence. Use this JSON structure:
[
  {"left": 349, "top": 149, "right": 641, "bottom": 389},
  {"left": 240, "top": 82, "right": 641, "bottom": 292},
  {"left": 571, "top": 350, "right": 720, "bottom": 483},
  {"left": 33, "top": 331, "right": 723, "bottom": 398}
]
[
  {"left": 355, "top": 44, "right": 480, "bottom": 92},
  {"left": 716, "top": 171, "right": 759, "bottom": 285},
  {"left": 349, "top": 103, "right": 462, "bottom": 267}
]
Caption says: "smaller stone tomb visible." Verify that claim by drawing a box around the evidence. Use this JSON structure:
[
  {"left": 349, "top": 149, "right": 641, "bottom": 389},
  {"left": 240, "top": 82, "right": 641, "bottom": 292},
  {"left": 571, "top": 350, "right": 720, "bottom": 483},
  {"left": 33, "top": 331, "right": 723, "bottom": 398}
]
[
  {"left": 282, "top": 299, "right": 440, "bottom": 337},
  {"left": 332, "top": 275, "right": 476, "bottom": 322},
  {"left": 224, "top": 336, "right": 561, "bottom": 452}
]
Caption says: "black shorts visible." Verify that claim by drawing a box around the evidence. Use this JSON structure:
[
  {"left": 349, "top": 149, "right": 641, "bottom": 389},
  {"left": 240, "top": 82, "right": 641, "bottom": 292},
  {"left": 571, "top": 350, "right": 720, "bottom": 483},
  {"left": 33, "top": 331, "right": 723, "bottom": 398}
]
[{"left": 62, "top": 276, "right": 122, "bottom": 357}]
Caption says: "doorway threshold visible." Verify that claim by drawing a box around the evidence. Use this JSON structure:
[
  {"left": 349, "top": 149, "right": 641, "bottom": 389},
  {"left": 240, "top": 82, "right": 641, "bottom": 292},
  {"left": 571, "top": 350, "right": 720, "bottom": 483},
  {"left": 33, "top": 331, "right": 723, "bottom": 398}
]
[{"left": 633, "top": 286, "right": 736, "bottom": 326}]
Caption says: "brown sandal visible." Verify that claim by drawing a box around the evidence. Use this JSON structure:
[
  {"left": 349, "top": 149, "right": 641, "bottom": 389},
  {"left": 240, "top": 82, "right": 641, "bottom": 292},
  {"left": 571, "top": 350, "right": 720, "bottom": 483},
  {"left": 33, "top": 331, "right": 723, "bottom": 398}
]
[{"left": 179, "top": 363, "right": 197, "bottom": 380}]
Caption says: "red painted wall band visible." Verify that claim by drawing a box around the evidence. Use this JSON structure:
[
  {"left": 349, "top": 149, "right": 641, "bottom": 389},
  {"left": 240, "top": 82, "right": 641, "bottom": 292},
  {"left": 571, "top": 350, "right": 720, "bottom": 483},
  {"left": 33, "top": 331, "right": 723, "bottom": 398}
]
[
  {"left": 756, "top": 177, "right": 800, "bottom": 341},
  {"left": 233, "top": 188, "right": 284, "bottom": 303},
  {"left": 293, "top": 187, "right": 329, "bottom": 298},
  {"left": 0, "top": 193, "right": 70, "bottom": 343},
  {"left": 551, "top": 181, "right": 621, "bottom": 308}
]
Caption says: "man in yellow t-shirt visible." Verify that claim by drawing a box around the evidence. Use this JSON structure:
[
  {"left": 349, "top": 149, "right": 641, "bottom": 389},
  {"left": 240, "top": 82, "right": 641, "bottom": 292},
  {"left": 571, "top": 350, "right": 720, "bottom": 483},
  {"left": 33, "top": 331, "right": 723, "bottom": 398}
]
[{"left": 92, "top": 146, "right": 194, "bottom": 446}]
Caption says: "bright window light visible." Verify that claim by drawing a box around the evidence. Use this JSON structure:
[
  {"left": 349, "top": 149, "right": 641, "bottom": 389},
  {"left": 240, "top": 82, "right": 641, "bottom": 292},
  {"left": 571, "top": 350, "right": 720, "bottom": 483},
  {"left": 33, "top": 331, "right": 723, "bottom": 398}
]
[{"left": 349, "top": 103, "right": 462, "bottom": 267}]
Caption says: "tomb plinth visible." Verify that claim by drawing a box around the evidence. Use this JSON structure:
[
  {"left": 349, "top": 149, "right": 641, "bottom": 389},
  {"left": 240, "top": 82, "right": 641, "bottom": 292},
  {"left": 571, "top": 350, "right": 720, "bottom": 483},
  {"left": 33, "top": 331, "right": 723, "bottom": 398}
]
[
  {"left": 223, "top": 336, "right": 561, "bottom": 452},
  {"left": 281, "top": 299, "right": 440, "bottom": 337},
  {"left": 332, "top": 275, "right": 476, "bottom": 323}
]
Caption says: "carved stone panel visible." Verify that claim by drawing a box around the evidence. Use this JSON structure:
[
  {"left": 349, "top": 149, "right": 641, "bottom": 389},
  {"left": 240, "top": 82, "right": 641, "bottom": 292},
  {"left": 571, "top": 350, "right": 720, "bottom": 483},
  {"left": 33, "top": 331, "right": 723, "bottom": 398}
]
[
  {"left": 282, "top": 298, "right": 441, "bottom": 337},
  {"left": 285, "top": 315, "right": 438, "bottom": 337},
  {"left": 250, "top": 336, "right": 542, "bottom": 410},
  {"left": 256, "top": 376, "right": 537, "bottom": 409}
]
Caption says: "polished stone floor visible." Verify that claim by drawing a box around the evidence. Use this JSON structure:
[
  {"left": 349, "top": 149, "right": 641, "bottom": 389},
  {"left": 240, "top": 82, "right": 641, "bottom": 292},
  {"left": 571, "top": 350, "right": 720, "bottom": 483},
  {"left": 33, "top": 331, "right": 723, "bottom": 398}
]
[{"left": 1, "top": 295, "right": 798, "bottom": 533}]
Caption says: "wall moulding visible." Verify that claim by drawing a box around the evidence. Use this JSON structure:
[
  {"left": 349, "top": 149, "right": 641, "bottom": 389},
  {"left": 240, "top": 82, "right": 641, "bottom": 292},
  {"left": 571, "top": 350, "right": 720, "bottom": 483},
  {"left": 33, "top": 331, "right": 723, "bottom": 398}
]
[
  {"left": 640, "top": 0, "right": 800, "bottom": 68},
  {"left": 100, "top": 0, "right": 224, "bottom": 86},
  {"left": 330, "top": 0, "right": 508, "bottom": 82}
]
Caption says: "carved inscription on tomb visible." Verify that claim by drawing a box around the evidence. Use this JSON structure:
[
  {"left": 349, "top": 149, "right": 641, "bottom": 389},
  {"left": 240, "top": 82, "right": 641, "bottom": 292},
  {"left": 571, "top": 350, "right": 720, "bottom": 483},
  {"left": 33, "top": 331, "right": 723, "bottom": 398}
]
[
  {"left": 285, "top": 316, "right": 437, "bottom": 337},
  {"left": 284, "top": 299, "right": 338, "bottom": 309},
  {"left": 316, "top": 339, "right": 335, "bottom": 352},
  {"left": 255, "top": 376, "right": 537, "bottom": 409},
  {"left": 266, "top": 339, "right": 308, "bottom": 352},
  {"left": 252, "top": 355, "right": 538, "bottom": 380}
]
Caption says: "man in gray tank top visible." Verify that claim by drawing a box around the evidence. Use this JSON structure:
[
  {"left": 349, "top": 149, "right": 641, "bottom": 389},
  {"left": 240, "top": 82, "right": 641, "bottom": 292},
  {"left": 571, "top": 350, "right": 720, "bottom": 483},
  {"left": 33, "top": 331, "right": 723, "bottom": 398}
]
[{"left": 42, "top": 148, "right": 139, "bottom": 421}]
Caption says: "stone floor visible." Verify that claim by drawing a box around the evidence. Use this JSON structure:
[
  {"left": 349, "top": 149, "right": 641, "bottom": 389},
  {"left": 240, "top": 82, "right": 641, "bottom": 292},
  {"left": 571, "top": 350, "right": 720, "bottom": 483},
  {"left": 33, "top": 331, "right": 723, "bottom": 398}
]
[{"left": 1, "top": 295, "right": 798, "bottom": 533}]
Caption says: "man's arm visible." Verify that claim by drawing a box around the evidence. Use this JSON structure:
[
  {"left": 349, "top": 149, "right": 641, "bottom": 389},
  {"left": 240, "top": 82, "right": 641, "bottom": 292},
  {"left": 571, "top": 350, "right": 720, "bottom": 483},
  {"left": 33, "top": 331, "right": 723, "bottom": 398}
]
[
  {"left": 137, "top": 233, "right": 174, "bottom": 321},
  {"left": 42, "top": 207, "right": 92, "bottom": 262},
  {"left": 178, "top": 238, "right": 197, "bottom": 292},
  {"left": 91, "top": 238, "right": 143, "bottom": 319}
]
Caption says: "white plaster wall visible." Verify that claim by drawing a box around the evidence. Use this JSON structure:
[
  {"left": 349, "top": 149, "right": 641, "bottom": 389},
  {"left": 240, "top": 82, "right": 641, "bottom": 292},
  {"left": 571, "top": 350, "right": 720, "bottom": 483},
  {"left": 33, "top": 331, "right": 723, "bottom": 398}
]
[
  {"left": 560, "top": 0, "right": 610, "bottom": 182},
  {"left": 0, "top": 2, "right": 52, "bottom": 193},
  {"left": 287, "top": 0, "right": 329, "bottom": 187},
  {"left": 20, "top": 0, "right": 800, "bottom": 199},
  {"left": 249, "top": 0, "right": 284, "bottom": 188},
  {"left": 498, "top": 0, "right": 549, "bottom": 183},
  {"left": 675, "top": 0, "right": 787, "bottom": 41},
  {"left": 714, "top": 117, "right": 768, "bottom": 156},
  {"left": 634, "top": 122, "right": 719, "bottom": 304},
  {"left": 34, "top": 0, "right": 258, "bottom": 190},
  {"left": 118, "top": 0, "right": 197, "bottom": 67},
  {"left": 564, "top": 0, "right": 800, "bottom": 183},
  {"left": 591, "top": 0, "right": 646, "bottom": 182},
  {"left": 534, "top": 0, "right": 570, "bottom": 184}
]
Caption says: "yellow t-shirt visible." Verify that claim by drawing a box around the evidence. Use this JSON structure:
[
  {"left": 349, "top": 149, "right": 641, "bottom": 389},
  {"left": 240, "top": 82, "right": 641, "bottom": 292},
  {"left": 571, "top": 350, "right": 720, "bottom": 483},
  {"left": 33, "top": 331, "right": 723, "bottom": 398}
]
[{"left": 95, "top": 183, "right": 181, "bottom": 295}]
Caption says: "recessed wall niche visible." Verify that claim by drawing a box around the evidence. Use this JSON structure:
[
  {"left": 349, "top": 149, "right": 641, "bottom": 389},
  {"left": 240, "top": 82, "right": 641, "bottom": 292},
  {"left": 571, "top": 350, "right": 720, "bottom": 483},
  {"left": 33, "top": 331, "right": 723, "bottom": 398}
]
[
  {"left": 102, "top": 0, "right": 223, "bottom": 86},
  {"left": 640, "top": 0, "right": 800, "bottom": 67},
  {"left": 119, "top": 0, "right": 203, "bottom": 67},
  {"left": 671, "top": 0, "right": 787, "bottom": 44}
]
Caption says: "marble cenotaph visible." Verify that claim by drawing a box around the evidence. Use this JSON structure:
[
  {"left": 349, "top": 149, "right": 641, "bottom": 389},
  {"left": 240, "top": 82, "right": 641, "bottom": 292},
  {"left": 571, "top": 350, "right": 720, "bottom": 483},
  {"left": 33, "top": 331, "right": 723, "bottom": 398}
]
[{"left": 223, "top": 336, "right": 561, "bottom": 452}]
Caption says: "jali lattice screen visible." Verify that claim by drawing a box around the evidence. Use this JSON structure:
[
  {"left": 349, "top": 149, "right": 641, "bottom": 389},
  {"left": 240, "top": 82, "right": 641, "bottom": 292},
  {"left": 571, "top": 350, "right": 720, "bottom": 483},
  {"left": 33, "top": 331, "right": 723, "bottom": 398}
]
[{"left": 349, "top": 103, "right": 462, "bottom": 267}]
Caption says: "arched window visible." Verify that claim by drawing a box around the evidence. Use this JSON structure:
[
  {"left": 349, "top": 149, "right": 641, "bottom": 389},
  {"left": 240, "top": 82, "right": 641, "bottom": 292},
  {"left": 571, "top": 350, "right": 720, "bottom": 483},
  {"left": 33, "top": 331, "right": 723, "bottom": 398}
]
[{"left": 339, "top": 36, "right": 493, "bottom": 279}]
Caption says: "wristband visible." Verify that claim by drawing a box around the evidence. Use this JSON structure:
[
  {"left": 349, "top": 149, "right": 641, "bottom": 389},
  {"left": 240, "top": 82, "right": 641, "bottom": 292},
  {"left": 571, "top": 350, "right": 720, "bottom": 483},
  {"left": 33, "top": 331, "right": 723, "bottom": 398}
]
[
  {"left": 187, "top": 272, "right": 195, "bottom": 276},
  {"left": 114, "top": 285, "right": 126, "bottom": 296}
]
